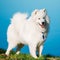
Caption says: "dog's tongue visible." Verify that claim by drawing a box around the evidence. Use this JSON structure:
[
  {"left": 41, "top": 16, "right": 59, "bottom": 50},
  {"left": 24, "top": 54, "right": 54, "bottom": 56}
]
[
  {"left": 40, "top": 25, "right": 45, "bottom": 28},
  {"left": 38, "top": 23, "right": 45, "bottom": 28}
]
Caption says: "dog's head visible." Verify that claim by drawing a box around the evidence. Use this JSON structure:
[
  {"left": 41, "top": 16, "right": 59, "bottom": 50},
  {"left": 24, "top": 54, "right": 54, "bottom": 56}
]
[{"left": 31, "top": 8, "right": 50, "bottom": 28}]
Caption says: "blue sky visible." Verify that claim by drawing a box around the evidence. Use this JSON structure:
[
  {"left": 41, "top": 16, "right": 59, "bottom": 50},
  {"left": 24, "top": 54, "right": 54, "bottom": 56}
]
[{"left": 0, "top": 0, "right": 60, "bottom": 56}]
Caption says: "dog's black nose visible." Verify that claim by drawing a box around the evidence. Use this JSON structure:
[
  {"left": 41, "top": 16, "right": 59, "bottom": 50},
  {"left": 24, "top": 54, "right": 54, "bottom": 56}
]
[{"left": 42, "top": 22, "right": 45, "bottom": 25}]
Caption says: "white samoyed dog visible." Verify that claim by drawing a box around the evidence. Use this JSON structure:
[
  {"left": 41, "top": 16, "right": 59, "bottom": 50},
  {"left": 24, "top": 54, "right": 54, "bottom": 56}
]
[{"left": 5, "top": 9, "right": 50, "bottom": 58}]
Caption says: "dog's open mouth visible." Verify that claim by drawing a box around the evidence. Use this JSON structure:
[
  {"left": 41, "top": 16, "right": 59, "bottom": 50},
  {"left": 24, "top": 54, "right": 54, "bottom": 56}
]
[
  {"left": 38, "top": 23, "right": 45, "bottom": 28},
  {"left": 40, "top": 24, "right": 45, "bottom": 28}
]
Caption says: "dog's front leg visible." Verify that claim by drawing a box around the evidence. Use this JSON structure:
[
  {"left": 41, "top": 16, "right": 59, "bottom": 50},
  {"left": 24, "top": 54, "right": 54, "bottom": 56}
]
[
  {"left": 29, "top": 44, "right": 37, "bottom": 58},
  {"left": 39, "top": 45, "right": 43, "bottom": 56}
]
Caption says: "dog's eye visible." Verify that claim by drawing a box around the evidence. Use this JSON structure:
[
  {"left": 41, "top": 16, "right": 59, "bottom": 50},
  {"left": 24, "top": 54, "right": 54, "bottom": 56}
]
[
  {"left": 43, "top": 17, "right": 45, "bottom": 19},
  {"left": 38, "top": 18, "right": 40, "bottom": 20}
]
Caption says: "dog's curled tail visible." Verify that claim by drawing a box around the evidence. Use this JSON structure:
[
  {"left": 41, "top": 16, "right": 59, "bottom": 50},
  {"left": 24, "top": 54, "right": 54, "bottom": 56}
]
[{"left": 10, "top": 12, "right": 28, "bottom": 24}]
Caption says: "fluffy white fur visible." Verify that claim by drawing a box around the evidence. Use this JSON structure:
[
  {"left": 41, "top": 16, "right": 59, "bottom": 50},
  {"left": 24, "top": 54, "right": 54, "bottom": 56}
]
[{"left": 5, "top": 9, "right": 50, "bottom": 58}]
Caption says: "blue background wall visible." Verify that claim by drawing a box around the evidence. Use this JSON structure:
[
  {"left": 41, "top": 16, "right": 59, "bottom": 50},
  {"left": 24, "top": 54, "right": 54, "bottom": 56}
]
[{"left": 0, "top": 0, "right": 60, "bottom": 56}]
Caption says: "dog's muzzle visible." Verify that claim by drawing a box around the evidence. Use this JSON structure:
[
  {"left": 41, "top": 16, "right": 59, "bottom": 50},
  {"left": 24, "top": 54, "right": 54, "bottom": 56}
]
[
  {"left": 42, "top": 22, "right": 45, "bottom": 25},
  {"left": 38, "top": 22, "right": 45, "bottom": 28}
]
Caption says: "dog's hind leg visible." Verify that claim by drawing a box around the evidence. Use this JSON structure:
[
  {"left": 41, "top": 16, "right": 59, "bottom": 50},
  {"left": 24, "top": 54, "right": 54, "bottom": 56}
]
[
  {"left": 16, "top": 44, "right": 24, "bottom": 55},
  {"left": 5, "top": 43, "right": 17, "bottom": 56},
  {"left": 29, "top": 44, "right": 37, "bottom": 58}
]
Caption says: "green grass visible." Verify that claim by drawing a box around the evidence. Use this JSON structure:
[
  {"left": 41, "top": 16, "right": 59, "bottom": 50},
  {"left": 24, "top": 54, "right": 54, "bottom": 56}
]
[{"left": 0, "top": 49, "right": 60, "bottom": 60}]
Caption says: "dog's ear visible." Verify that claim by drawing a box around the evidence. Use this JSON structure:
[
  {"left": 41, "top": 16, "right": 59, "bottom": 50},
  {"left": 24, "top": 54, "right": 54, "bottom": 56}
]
[
  {"left": 46, "top": 15, "right": 50, "bottom": 24},
  {"left": 43, "top": 8, "right": 46, "bottom": 12},
  {"left": 31, "top": 9, "right": 39, "bottom": 16}
]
